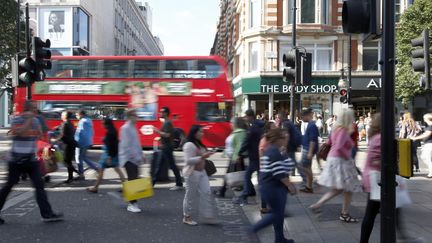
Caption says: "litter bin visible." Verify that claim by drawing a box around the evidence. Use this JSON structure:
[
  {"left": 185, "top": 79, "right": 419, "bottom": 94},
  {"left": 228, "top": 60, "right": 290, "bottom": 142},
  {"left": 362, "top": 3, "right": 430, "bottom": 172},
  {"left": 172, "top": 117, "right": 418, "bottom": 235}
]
[{"left": 398, "top": 139, "right": 413, "bottom": 178}]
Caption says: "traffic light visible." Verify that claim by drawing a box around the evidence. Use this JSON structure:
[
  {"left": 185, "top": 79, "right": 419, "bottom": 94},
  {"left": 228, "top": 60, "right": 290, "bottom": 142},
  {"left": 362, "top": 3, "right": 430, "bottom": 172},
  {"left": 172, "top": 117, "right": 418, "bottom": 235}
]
[
  {"left": 282, "top": 49, "right": 300, "bottom": 83},
  {"left": 340, "top": 88, "right": 348, "bottom": 104},
  {"left": 301, "top": 52, "right": 312, "bottom": 85},
  {"left": 32, "top": 37, "right": 52, "bottom": 81},
  {"left": 17, "top": 54, "right": 36, "bottom": 86},
  {"left": 411, "top": 29, "right": 430, "bottom": 90},
  {"left": 342, "top": 0, "right": 380, "bottom": 37}
]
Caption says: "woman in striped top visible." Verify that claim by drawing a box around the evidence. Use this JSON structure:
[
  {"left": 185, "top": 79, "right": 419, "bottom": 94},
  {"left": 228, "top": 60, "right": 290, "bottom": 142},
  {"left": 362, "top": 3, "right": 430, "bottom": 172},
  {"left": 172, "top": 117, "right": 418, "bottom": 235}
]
[{"left": 250, "top": 128, "right": 296, "bottom": 243}]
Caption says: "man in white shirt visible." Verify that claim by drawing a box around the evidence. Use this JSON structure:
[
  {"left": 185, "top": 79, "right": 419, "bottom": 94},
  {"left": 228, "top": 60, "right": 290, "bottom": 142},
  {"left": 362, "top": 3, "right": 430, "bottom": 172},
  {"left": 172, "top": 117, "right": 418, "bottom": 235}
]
[{"left": 119, "top": 109, "right": 145, "bottom": 213}]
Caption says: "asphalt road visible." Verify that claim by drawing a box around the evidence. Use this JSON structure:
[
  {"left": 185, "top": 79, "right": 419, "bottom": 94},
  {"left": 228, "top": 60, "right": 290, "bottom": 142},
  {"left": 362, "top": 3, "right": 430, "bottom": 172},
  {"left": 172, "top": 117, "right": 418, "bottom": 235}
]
[{"left": 0, "top": 149, "right": 253, "bottom": 243}]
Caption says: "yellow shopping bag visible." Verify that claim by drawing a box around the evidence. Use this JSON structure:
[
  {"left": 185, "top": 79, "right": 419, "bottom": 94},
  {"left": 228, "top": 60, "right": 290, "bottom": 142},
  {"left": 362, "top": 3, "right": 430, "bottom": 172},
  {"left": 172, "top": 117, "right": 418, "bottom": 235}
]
[{"left": 122, "top": 177, "right": 154, "bottom": 201}]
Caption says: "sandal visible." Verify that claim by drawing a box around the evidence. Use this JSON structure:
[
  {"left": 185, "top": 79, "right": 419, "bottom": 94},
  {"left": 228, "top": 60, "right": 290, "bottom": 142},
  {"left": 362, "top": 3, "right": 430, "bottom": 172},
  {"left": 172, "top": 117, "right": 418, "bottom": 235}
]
[
  {"left": 86, "top": 187, "right": 98, "bottom": 193},
  {"left": 308, "top": 204, "right": 322, "bottom": 214},
  {"left": 339, "top": 213, "right": 359, "bottom": 223}
]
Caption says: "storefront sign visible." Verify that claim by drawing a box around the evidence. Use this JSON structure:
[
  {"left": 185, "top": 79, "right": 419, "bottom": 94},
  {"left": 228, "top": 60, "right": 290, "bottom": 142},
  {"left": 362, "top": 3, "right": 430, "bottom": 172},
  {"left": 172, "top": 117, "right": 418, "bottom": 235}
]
[
  {"left": 351, "top": 76, "right": 382, "bottom": 90},
  {"left": 260, "top": 84, "right": 338, "bottom": 94}
]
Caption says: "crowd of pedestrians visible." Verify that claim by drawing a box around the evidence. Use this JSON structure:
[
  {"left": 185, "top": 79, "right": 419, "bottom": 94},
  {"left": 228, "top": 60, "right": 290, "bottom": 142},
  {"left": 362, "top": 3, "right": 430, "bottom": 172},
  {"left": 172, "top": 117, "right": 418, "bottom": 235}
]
[{"left": 1, "top": 102, "right": 431, "bottom": 243}]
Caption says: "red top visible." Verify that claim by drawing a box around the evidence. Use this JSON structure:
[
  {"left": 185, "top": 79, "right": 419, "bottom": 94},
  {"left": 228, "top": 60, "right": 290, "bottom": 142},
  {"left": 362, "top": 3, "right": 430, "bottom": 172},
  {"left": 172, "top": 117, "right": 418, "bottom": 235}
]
[{"left": 351, "top": 123, "right": 359, "bottom": 148}]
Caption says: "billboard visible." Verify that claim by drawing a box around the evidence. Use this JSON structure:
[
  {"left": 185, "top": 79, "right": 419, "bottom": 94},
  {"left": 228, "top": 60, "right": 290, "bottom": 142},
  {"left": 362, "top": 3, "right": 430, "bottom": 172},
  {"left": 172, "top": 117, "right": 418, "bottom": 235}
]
[{"left": 38, "top": 8, "right": 73, "bottom": 47}]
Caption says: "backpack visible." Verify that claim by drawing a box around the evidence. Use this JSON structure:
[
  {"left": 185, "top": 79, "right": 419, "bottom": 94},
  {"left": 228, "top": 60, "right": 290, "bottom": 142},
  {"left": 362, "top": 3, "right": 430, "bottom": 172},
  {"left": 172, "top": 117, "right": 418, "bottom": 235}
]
[{"left": 282, "top": 120, "right": 302, "bottom": 150}]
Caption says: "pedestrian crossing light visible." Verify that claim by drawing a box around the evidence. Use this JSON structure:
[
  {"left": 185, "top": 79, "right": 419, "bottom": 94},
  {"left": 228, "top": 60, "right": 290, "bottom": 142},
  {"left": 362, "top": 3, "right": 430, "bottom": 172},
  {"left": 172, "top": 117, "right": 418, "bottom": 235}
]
[
  {"left": 342, "top": 0, "right": 380, "bottom": 38},
  {"left": 18, "top": 55, "right": 36, "bottom": 86},
  {"left": 411, "top": 29, "right": 430, "bottom": 90},
  {"left": 339, "top": 88, "right": 348, "bottom": 104},
  {"left": 282, "top": 49, "right": 300, "bottom": 83},
  {"left": 32, "top": 37, "right": 52, "bottom": 81}
]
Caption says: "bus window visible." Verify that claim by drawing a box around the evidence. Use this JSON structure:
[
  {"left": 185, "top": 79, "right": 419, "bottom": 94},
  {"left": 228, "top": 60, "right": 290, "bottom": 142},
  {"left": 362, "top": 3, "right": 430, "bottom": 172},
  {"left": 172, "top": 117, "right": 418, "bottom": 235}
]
[
  {"left": 104, "top": 60, "right": 130, "bottom": 78},
  {"left": 196, "top": 102, "right": 232, "bottom": 122},
  {"left": 134, "top": 60, "right": 161, "bottom": 78},
  {"left": 47, "top": 60, "right": 84, "bottom": 78},
  {"left": 38, "top": 101, "right": 128, "bottom": 120}
]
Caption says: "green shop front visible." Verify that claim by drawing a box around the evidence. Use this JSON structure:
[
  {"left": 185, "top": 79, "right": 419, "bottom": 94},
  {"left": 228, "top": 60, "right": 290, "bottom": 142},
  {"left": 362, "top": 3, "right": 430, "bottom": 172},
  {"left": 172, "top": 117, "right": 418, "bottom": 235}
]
[{"left": 233, "top": 76, "right": 339, "bottom": 120}]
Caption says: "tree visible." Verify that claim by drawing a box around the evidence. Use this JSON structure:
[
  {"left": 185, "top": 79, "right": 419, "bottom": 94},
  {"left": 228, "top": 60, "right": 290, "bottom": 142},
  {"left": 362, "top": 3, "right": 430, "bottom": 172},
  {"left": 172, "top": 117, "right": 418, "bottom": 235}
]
[
  {"left": 396, "top": 0, "right": 432, "bottom": 105},
  {"left": 0, "top": 0, "right": 24, "bottom": 84}
]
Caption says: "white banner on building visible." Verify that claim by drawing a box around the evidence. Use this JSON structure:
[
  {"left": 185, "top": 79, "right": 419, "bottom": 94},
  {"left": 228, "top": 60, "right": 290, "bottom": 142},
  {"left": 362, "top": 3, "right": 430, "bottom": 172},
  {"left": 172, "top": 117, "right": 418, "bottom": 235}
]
[{"left": 38, "top": 8, "right": 73, "bottom": 47}]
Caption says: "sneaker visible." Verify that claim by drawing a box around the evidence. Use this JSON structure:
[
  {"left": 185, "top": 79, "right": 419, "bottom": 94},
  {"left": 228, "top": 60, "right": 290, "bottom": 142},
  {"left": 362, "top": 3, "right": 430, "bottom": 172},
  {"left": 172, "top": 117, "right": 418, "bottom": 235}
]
[
  {"left": 42, "top": 212, "right": 64, "bottom": 222},
  {"left": 232, "top": 197, "right": 247, "bottom": 206},
  {"left": 0, "top": 217, "right": 4, "bottom": 225},
  {"left": 169, "top": 186, "right": 185, "bottom": 191},
  {"left": 183, "top": 217, "right": 198, "bottom": 226},
  {"left": 127, "top": 203, "right": 142, "bottom": 213}
]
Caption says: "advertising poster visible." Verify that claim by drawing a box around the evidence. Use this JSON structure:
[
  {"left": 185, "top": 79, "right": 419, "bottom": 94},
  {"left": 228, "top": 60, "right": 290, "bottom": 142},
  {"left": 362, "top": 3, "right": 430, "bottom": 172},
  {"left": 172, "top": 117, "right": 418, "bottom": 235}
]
[
  {"left": 39, "top": 8, "right": 73, "bottom": 47},
  {"left": 34, "top": 81, "right": 192, "bottom": 120}
]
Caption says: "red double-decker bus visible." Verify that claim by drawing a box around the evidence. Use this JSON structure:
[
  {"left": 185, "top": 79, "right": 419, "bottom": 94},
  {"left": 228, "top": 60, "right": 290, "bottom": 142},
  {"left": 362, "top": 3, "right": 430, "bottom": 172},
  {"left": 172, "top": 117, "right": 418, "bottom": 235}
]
[{"left": 13, "top": 56, "right": 233, "bottom": 148}]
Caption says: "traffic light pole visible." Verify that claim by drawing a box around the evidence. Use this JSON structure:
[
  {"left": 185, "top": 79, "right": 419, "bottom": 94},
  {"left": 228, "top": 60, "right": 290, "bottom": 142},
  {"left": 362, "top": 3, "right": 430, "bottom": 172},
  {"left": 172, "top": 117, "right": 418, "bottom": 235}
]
[
  {"left": 347, "top": 34, "right": 352, "bottom": 105},
  {"left": 25, "top": 3, "right": 31, "bottom": 100},
  {"left": 290, "top": 0, "right": 297, "bottom": 122},
  {"left": 381, "top": 0, "right": 397, "bottom": 242}
]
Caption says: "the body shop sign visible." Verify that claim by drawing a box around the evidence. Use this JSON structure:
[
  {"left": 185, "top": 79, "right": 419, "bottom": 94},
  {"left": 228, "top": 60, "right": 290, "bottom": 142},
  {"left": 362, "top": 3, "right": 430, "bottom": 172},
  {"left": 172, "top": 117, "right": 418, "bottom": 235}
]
[{"left": 260, "top": 84, "right": 337, "bottom": 94}]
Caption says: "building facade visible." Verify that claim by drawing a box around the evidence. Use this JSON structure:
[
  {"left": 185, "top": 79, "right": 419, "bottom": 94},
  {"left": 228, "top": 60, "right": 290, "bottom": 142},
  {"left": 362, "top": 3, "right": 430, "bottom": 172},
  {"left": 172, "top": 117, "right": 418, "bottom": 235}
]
[
  {"left": 212, "top": 0, "right": 413, "bottom": 121},
  {"left": 25, "top": 0, "right": 163, "bottom": 56}
]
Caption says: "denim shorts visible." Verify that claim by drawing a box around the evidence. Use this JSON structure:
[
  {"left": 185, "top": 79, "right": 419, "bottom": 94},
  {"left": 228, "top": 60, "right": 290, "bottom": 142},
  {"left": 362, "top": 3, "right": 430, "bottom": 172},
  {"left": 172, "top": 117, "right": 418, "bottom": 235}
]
[{"left": 300, "top": 150, "right": 312, "bottom": 168}]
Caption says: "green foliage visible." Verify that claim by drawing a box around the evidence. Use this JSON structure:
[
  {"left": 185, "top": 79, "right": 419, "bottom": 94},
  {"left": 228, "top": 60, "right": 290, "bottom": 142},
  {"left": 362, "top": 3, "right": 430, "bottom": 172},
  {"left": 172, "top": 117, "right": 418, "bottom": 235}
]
[
  {"left": 0, "top": 0, "right": 24, "bottom": 82},
  {"left": 396, "top": 0, "right": 432, "bottom": 104}
]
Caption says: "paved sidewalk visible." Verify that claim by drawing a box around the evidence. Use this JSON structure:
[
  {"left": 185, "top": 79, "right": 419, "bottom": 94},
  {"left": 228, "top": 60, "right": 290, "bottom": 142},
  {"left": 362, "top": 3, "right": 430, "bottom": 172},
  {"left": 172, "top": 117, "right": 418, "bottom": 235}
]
[{"left": 240, "top": 146, "right": 432, "bottom": 243}]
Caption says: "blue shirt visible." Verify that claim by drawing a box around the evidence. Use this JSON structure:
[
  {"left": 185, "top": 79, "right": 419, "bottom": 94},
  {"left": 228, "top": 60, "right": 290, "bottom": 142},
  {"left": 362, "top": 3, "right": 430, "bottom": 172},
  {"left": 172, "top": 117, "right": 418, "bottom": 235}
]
[
  {"left": 74, "top": 117, "right": 94, "bottom": 148},
  {"left": 302, "top": 121, "right": 319, "bottom": 154},
  {"left": 259, "top": 144, "right": 295, "bottom": 188}
]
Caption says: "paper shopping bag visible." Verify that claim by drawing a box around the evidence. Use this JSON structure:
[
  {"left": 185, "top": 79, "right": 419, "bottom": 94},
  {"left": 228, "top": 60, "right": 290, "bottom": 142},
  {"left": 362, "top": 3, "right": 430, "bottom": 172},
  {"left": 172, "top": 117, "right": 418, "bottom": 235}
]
[{"left": 123, "top": 177, "right": 154, "bottom": 201}]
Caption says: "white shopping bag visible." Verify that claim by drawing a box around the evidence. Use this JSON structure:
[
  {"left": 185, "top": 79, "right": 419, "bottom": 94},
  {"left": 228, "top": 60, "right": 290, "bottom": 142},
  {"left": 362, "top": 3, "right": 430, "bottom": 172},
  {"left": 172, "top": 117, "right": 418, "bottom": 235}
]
[
  {"left": 225, "top": 171, "right": 246, "bottom": 188},
  {"left": 368, "top": 171, "right": 412, "bottom": 208}
]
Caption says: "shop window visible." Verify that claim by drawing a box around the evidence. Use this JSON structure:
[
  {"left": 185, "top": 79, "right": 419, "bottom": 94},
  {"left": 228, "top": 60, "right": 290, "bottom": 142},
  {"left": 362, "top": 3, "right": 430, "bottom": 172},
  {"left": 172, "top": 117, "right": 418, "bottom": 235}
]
[
  {"left": 362, "top": 41, "right": 381, "bottom": 71},
  {"left": 301, "top": 43, "right": 333, "bottom": 71},
  {"left": 249, "top": 42, "right": 259, "bottom": 72},
  {"left": 287, "top": 0, "right": 329, "bottom": 25},
  {"left": 250, "top": 0, "right": 261, "bottom": 28}
]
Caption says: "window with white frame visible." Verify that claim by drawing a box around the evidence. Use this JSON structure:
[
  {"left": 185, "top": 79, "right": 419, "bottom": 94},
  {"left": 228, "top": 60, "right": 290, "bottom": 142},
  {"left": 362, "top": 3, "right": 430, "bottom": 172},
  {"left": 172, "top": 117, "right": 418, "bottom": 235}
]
[
  {"left": 249, "top": 42, "right": 259, "bottom": 72},
  {"left": 287, "top": 0, "right": 329, "bottom": 25},
  {"left": 250, "top": 0, "right": 261, "bottom": 28},
  {"left": 301, "top": 43, "right": 333, "bottom": 71},
  {"left": 362, "top": 41, "right": 381, "bottom": 71}
]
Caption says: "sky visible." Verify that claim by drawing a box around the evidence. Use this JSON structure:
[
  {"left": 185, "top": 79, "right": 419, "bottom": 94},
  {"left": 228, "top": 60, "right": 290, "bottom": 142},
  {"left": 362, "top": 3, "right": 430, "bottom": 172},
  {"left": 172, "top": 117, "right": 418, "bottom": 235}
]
[{"left": 145, "top": 0, "right": 220, "bottom": 56}]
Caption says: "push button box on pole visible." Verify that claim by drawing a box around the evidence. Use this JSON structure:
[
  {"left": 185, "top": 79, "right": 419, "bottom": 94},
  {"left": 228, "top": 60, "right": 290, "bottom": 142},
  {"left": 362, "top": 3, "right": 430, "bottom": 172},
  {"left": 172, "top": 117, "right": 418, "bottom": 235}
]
[{"left": 397, "top": 139, "right": 413, "bottom": 178}]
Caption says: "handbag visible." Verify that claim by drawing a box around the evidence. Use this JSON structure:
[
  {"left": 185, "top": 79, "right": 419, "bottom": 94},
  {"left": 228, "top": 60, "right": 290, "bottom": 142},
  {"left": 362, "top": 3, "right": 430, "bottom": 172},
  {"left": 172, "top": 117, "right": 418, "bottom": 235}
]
[
  {"left": 225, "top": 171, "right": 246, "bottom": 188},
  {"left": 318, "top": 142, "right": 331, "bottom": 160},
  {"left": 123, "top": 177, "right": 154, "bottom": 201},
  {"left": 204, "top": 159, "right": 217, "bottom": 176},
  {"left": 369, "top": 171, "right": 412, "bottom": 208}
]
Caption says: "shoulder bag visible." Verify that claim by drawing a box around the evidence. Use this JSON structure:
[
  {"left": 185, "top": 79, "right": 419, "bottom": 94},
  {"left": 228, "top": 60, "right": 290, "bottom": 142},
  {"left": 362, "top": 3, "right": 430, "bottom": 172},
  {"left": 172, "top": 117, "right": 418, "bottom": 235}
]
[{"left": 204, "top": 159, "right": 217, "bottom": 176}]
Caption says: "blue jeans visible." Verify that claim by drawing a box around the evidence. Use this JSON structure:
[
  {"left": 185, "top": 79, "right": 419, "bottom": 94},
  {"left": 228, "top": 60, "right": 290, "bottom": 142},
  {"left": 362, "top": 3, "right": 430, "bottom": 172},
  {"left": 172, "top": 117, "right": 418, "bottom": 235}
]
[
  {"left": 252, "top": 184, "right": 289, "bottom": 242},
  {"left": 241, "top": 161, "right": 259, "bottom": 198},
  {"left": 75, "top": 146, "right": 99, "bottom": 175}
]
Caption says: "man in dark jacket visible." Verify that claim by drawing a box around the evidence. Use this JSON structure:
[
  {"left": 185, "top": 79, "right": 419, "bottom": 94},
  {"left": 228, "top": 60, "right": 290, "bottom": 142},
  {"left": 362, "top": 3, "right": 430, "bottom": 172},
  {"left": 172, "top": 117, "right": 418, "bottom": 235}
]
[
  {"left": 57, "top": 111, "right": 78, "bottom": 183},
  {"left": 233, "top": 109, "right": 264, "bottom": 205}
]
